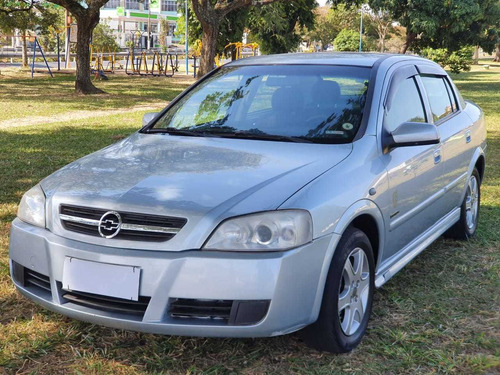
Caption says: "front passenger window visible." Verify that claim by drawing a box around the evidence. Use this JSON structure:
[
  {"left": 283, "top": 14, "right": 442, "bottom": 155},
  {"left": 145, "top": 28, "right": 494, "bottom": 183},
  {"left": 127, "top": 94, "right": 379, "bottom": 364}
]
[{"left": 385, "top": 77, "right": 426, "bottom": 133}]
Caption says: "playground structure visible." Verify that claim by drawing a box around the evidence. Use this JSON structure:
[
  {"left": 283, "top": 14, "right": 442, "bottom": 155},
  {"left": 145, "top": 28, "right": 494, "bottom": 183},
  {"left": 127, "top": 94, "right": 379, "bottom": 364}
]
[
  {"left": 215, "top": 42, "right": 259, "bottom": 67},
  {"left": 1, "top": 33, "right": 257, "bottom": 79},
  {"left": 124, "top": 50, "right": 197, "bottom": 77}
]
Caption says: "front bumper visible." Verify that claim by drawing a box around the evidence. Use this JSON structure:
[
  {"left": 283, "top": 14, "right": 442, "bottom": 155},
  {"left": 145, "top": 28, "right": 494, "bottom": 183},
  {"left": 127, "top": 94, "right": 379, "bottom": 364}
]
[{"left": 9, "top": 218, "right": 338, "bottom": 337}]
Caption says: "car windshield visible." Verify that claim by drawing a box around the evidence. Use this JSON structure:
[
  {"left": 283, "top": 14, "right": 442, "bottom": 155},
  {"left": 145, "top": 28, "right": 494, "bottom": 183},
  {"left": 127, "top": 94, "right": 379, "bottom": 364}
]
[{"left": 150, "top": 65, "right": 371, "bottom": 144}]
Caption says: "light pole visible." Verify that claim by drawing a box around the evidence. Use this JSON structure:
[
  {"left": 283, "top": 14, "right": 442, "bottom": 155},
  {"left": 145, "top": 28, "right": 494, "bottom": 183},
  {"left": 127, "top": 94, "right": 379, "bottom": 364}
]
[
  {"left": 138, "top": 0, "right": 151, "bottom": 49},
  {"left": 147, "top": 2, "right": 151, "bottom": 49},
  {"left": 185, "top": 0, "right": 189, "bottom": 75},
  {"left": 359, "top": 5, "right": 363, "bottom": 52}
]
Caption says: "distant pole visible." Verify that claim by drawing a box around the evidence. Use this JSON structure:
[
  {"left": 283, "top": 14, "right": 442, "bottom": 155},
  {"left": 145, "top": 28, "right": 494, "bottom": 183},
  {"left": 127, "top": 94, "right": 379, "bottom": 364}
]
[
  {"left": 65, "top": 10, "right": 71, "bottom": 68},
  {"left": 57, "top": 33, "right": 60, "bottom": 71},
  {"left": 147, "top": 0, "right": 151, "bottom": 49},
  {"left": 185, "top": 0, "right": 189, "bottom": 75},
  {"left": 359, "top": 6, "right": 363, "bottom": 52}
]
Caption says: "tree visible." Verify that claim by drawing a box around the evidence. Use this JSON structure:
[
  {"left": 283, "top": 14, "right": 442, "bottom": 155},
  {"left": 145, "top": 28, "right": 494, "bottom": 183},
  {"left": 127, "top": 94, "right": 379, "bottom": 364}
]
[
  {"left": 363, "top": 0, "right": 500, "bottom": 54},
  {"left": 334, "top": 29, "right": 360, "bottom": 51},
  {"left": 92, "top": 21, "right": 119, "bottom": 52},
  {"left": 308, "top": 3, "right": 360, "bottom": 49},
  {"left": 0, "top": 0, "right": 60, "bottom": 67},
  {"left": 364, "top": 8, "right": 392, "bottom": 52},
  {"left": 306, "top": 7, "right": 337, "bottom": 49},
  {"left": 191, "top": 0, "right": 284, "bottom": 77},
  {"left": 45, "top": 0, "right": 109, "bottom": 94},
  {"left": 177, "top": 1, "right": 249, "bottom": 58},
  {"left": 249, "top": 0, "right": 316, "bottom": 54}
]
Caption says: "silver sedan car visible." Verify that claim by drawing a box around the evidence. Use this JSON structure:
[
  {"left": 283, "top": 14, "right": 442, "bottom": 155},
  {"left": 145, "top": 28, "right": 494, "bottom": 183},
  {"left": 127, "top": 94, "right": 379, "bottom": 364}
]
[{"left": 9, "top": 53, "right": 486, "bottom": 353}]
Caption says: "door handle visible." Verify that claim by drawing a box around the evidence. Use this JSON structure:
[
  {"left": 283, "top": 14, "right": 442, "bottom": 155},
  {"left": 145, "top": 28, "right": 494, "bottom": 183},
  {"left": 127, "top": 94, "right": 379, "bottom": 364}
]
[
  {"left": 465, "top": 130, "right": 471, "bottom": 143},
  {"left": 434, "top": 149, "right": 442, "bottom": 164}
]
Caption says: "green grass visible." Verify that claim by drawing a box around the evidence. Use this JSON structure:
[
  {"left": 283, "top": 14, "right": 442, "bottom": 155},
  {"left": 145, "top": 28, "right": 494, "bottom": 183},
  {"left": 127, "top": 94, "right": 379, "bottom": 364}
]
[{"left": 0, "top": 66, "right": 499, "bottom": 374}]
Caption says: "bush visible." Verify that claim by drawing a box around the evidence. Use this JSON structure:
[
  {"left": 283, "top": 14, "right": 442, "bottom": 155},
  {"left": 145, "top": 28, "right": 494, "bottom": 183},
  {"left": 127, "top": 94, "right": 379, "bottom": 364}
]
[
  {"left": 421, "top": 46, "right": 474, "bottom": 74},
  {"left": 334, "top": 29, "right": 360, "bottom": 52}
]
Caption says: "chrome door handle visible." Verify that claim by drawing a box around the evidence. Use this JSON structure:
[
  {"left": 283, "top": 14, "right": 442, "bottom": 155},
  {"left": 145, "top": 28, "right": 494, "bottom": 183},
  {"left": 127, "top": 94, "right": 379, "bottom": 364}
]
[
  {"left": 434, "top": 149, "right": 442, "bottom": 164},
  {"left": 465, "top": 130, "right": 471, "bottom": 143}
]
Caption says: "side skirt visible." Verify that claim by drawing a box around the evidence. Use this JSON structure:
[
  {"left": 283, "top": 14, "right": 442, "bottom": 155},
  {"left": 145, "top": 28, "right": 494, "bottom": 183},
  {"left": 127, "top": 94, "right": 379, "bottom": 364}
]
[{"left": 375, "top": 207, "right": 461, "bottom": 288}]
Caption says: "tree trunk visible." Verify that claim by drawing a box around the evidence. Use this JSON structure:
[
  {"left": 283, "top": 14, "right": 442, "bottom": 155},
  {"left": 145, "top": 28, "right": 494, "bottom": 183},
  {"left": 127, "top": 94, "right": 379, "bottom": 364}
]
[
  {"left": 473, "top": 45, "right": 479, "bottom": 64},
  {"left": 494, "top": 45, "right": 500, "bottom": 62},
  {"left": 198, "top": 22, "right": 219, "bottom": 78},
  {"left": 74, "top": 12, "right": 103, "bottom": 94},
  {"left": 21, "top": 30, "right": 28, "bottom": 68},
  {"left": 399, "top": 32, "right": 417, "bottom": 54}
]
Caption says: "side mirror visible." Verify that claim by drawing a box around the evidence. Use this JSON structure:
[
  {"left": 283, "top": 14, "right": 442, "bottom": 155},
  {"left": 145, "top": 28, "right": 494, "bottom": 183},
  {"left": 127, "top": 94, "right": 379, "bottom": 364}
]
[
  {"left": 385, "top": 122, "right": 440, "bottom": 151},
  {"left": 142, "top": 112, "right": 159, "bottom": 127}
]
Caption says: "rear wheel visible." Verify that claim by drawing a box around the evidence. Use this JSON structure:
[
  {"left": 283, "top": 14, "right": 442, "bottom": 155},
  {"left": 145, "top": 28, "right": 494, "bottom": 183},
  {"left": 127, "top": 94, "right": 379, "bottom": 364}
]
[
  {"left": 302, "top": 227, "right": 374, "bottom": 353},
  {"left": 445, "top": 168, "right": 481, "bottom": 240}
]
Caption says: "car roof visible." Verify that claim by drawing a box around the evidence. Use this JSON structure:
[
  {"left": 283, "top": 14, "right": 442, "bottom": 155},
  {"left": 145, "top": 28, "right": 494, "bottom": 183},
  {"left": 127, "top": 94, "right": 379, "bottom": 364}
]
[{"left": 226, "top": 52, "right": 426, "bottom": 68}]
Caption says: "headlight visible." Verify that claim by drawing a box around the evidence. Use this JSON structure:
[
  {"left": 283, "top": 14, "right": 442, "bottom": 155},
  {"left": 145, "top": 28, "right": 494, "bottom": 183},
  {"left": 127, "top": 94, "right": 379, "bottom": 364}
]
[
  {"left": 203, "top": 210, "right": 313, "bottom": 251},
  {"left": 17, "top": 184, "right": 46, "bottom": 228}
]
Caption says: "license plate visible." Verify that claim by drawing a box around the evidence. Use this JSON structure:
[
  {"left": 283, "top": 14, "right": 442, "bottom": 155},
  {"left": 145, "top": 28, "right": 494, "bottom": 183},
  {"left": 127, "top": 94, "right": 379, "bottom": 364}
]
[{"left": 62, "top": 257, "right": 140, "bottom": 301}]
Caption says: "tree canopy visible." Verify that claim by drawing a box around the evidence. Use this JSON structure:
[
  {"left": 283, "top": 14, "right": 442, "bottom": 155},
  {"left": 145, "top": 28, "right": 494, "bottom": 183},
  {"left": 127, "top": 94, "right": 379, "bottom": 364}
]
[{"left": 333, "top": 0, "right": 500, "bottom": 54}]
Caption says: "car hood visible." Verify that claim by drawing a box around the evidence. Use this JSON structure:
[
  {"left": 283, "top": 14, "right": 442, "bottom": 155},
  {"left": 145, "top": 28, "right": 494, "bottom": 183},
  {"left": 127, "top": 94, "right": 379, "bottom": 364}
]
[{"left": 43, "top": 133, "right": 352, "bottom": 250}]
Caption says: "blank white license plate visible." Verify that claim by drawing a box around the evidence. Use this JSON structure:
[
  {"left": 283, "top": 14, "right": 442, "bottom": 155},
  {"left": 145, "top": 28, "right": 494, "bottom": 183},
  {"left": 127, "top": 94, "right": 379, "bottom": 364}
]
[{"left": 62, "top": 257, "right": 140, "bottom": 301}]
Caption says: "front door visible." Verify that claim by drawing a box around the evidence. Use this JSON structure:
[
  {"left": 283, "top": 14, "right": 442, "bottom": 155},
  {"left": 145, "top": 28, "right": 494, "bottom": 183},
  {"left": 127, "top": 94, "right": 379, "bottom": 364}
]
[{"left": 380, "top": 66, "right": 446, "bottom": 259}]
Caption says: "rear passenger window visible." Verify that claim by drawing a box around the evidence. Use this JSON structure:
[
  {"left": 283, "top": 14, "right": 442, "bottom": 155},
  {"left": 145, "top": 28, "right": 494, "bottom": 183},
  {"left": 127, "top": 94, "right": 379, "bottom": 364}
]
[
  {"left": 421, "top": 76, "right": 454, "bottom": 122},
  {"left": 385, "top": 77, "right": 426, "bottom": 133}
]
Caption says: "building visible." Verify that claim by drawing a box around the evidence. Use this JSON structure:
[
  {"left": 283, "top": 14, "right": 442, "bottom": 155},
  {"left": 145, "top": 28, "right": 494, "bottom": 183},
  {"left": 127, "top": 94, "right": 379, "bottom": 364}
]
[{"left": 100, "top": 0, "right": 181, "bottom": 49}]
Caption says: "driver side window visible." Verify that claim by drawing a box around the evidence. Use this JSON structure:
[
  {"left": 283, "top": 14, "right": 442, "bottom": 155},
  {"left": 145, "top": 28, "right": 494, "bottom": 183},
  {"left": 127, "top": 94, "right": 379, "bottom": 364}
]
[{"left": 385, "top": 77, "right": 426, "bottom": 133}]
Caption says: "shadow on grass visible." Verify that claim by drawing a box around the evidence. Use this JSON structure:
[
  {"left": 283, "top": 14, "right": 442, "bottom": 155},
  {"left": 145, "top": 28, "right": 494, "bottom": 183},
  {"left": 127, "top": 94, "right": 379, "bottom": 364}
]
[{"left": 0, "top": 74, "right": 190, "bottom": 114}]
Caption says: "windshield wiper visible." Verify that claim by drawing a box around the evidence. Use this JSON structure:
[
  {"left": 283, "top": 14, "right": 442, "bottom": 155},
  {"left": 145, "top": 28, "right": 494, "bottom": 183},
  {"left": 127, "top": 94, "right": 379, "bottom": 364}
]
[
  {"left": 149, "top": 127, "right": 215, "bottom": 137},
  {"left": 149, "top": 128, "right": 313, "bottom": 143},
  {"left": 210, "top": 131, "right": 314, "bottom": 143}
]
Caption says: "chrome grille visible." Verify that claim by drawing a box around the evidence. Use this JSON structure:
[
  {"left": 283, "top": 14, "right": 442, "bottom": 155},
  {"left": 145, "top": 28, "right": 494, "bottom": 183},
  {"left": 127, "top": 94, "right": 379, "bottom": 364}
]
[{"left": 59, "top": 204, "right": 187, "bottom": 242}]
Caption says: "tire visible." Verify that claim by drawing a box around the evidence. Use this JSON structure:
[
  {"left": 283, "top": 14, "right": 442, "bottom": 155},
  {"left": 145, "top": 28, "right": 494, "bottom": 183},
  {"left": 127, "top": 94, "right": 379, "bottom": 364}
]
[
  {"left": 444, "top": 168, "right": 481, "bottom": 240},
  {"left": 302, "top": 227, "right": 375, "bottom": 353}
]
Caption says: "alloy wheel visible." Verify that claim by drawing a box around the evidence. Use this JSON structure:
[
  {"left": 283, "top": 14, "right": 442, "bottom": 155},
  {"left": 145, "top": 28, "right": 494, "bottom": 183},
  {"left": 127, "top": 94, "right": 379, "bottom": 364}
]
[
  {"left": 338, "top": 247, "right": 370, "bottom": 336},
  {"left": 465, "top": 175, "right": 479, "bottom": 231}
]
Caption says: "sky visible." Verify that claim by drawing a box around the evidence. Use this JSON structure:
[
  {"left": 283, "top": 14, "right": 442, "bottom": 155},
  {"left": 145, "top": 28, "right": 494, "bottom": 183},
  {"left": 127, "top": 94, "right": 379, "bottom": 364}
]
[{"left": 317, "top": 0, "right": 328, "bottom": 6}]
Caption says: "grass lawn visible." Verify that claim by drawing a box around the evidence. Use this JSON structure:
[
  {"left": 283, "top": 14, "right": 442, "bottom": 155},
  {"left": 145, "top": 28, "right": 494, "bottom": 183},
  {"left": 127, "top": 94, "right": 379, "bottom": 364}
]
[{"left": 0, "top": 65, "right": 499, "bottom": 374}]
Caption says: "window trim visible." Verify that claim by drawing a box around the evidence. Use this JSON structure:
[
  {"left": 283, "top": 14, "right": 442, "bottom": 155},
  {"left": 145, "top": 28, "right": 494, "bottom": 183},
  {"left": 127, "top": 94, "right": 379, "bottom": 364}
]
[{"left": 383, "top": 68, "right": 428, "bottom": 133}]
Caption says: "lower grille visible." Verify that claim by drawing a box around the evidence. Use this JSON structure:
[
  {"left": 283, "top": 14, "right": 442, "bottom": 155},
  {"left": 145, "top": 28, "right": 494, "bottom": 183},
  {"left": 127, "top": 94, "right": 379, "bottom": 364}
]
[
  {"left": 169, "top": 298, "right": 233, "bottom": 321},
  {"left": 61, "top": 290, "right": 151, "bottom": 316},
  {"left": 24, "top": 268, "right": 51, "bottom": 293},
  {"left": 168, "top": 298, "right": 271, "bottom": 325}
]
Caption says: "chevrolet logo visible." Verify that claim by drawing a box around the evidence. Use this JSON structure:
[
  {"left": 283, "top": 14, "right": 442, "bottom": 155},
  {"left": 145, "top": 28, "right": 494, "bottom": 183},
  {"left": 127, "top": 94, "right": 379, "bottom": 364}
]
[{"left": 98, "top": 211, "right": 122, "bottom": 239}]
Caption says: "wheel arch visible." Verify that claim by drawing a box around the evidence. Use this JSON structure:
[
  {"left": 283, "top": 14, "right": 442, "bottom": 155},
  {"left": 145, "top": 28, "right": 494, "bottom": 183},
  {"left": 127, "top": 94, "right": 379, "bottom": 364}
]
[
  {"left": 309, "top": 199, "right": 385, "bottom": 325},
  {"left": 333, "top": 199, "right": 385, "bottom": 270},
  {"left": 475, "top": 154, "right": 485, "bottom": 183}
]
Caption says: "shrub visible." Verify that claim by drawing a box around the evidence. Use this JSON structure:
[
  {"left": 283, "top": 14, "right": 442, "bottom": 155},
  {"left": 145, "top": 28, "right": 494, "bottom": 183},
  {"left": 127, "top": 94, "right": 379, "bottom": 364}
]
[
  {"left": 421, "top": 46, "right": 474, "bottom": 74},
  {"left": 334, "top": 29, "right": 360, "bottom": 52}
]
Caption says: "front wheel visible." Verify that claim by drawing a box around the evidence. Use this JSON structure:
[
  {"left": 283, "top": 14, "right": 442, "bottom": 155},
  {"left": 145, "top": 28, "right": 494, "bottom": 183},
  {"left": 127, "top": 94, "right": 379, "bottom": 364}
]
[{"left": 302, "top": 227, "right": 375, "bottom": 353}]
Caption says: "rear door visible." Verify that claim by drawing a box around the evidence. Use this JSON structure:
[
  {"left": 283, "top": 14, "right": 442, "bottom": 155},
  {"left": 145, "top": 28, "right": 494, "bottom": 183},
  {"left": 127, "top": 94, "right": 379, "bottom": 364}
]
[
  {"left": 417, "top": 64, "right": 474, "bottom": 212},
  {"left": 379, "top": 65, "right": 446, "bottom": 259}
]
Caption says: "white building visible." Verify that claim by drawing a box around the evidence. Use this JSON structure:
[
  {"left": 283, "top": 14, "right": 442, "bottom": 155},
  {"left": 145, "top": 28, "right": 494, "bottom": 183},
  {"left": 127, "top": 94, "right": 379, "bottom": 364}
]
[{"left": 100, "top": 0, "right": 180, "bottom": 49}]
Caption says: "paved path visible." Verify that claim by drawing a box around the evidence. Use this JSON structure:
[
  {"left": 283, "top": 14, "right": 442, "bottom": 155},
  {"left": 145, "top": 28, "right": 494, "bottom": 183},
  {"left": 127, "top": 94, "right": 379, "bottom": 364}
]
[{"left": 0, "top": 103, "right": 165, "bottom": 130}]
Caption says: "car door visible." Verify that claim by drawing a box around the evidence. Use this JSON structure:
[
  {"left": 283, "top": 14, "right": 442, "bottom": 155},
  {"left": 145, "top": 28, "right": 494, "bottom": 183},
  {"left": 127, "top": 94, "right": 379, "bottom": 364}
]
[
  {"left": 417, "top": 65, "right": 474, "bottom": 212},
  {"left": 379, "top": 65, "right": 447, "bottom": 259}
]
